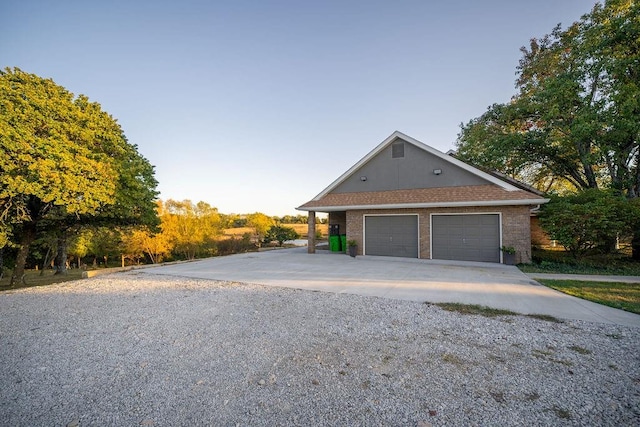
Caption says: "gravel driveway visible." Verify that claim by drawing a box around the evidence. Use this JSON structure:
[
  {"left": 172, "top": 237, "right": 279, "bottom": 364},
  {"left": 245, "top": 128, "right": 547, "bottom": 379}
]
[{"left": 1, "top": 272, "right": 639, "bottom": 426}]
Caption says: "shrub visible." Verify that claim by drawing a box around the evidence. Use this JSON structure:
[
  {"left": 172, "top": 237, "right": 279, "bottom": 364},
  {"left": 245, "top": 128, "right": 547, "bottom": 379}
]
[
  {"left": 263, "top": 225, "right": 300, "bottom": 247},
  {"left": 539, "top": 190, "right": 636, "bottom": 257},
  {"left": 216, "top": 236, "right": 257, "bottom": 256}
]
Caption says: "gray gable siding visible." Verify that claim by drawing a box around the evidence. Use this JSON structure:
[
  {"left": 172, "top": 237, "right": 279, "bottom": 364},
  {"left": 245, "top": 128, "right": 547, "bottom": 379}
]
[{"left": 332, "top": 139, "right": 490, "bottom": 194}]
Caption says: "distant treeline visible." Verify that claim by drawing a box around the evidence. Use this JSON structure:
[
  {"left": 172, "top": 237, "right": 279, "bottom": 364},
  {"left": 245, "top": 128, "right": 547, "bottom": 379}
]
[{"left": 226, "top": 214, "right": 327, "bottom": 228}]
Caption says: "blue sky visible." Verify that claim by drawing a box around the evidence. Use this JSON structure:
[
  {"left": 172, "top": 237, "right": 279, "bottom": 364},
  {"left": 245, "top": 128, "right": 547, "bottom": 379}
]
[{"left": 1, "top": 0, "right": 592, "bottom": 216}]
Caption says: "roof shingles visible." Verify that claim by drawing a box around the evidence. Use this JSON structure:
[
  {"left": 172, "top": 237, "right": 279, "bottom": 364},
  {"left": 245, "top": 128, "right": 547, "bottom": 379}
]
[{"left": 299, "top": 185, "right": 545, "bottom": 210}]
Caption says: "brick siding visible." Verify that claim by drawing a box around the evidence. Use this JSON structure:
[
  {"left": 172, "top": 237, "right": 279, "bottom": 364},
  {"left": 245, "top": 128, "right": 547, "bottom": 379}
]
[
  {"left": 530, "top": 216, "right": 552, "bottom": 247},
  {"left": 342, "top": 205, "right": 533, "bottom": 263}
]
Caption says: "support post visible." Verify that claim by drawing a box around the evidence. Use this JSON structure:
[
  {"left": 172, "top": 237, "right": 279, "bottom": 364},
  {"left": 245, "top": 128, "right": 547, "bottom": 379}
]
[{"left": 307, "top": 211, "right": 316, "bottom": 254}]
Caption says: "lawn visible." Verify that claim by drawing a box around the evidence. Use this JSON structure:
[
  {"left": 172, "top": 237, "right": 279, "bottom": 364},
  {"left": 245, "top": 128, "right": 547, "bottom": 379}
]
[
  {"left": 538, "top": 279, "right": 640, "bottom": 314},
  {"left": 0, "top": 269, "right": 84, "bottom": 292},
  {"left": 518, "top": 249, "right": 640, "bottom": 313}
]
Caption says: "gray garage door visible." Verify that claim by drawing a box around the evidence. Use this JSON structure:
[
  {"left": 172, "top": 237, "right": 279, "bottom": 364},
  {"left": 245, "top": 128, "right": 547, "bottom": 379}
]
[
  {"left": 432, "top": 214, "right": 500, "bottom": 263},
  {"left": 365, "top": 215, "right": 418, "bottom": 258}
]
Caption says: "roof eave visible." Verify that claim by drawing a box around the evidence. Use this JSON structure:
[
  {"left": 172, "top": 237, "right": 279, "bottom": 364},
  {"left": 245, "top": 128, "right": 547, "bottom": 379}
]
[{"left": 296, "top": 198, "right": 550, "bottom": 212}]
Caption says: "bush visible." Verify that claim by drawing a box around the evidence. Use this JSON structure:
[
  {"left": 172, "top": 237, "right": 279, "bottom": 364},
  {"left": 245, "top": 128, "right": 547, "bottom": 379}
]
[
  {"left": 264, "top": 226, "right": 300, "bottom": 247},
  {"left": 539, "top": 190, "right": 636, "bottom": 257},
  {"left": 525, "top": 247, "right": 640, "bottom": 276},
  {"left": 216, "top": 236, "right": 257, "bottom": 256}
]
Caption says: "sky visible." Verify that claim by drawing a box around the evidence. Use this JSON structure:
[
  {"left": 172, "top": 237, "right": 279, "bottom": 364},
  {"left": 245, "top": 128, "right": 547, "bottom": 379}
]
[{"left": 1, "top": 0, "right": 594, "bottom": 216}]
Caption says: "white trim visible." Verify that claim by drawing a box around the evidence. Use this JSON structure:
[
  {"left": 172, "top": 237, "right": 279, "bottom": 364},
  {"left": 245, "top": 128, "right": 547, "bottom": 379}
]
[
  {"left": 429, "top": 212, "right": 503, "bottom": 263},
  {"left": 363, "top": 213, "right": 420, "bottom": 258},
  {"left": 310, "top": 131, "right": 520, "bottom": 201},
  {"left": 296, "top": 198, "right": 549, "bottom": 212}
]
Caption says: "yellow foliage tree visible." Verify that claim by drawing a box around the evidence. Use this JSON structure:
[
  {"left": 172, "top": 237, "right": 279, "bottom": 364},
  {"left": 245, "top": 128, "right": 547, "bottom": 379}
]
[
  {"left": 122, "top": 227, "right": 172, "bottom": 264},
  {"left": 246, "top": 212, "right": 275, "bottom": 247},
  {"left": 160, "top": 199, "right": 222, "bottom": 260}
]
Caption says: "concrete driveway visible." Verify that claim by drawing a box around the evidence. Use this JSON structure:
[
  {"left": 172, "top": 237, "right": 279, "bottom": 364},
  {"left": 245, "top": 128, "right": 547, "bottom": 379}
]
[{"left": 141, "top": 247, "right": 640, "bottom": 327}]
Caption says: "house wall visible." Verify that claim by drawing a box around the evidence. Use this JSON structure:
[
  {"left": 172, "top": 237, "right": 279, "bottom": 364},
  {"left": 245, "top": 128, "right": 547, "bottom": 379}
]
[
  {"left": 530, "top": 216, "right": 552, "bottom": 247},
  {"left": 346, "top": 205, "right": 533, "bottom": 263},
  {"left": 333, "top": 138, "right": 490, "bottom": 194}
]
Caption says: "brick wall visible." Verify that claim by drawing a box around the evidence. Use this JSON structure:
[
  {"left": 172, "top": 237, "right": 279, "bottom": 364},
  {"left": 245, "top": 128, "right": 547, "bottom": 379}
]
[
  {"left": 345, "top": 205, "right": 533, "bottom": 263},
  {"left": 530, "top": 216, "right": 552, "bottom": 247},
  {"left": 499, "top": 206, "right": 532, "bottom": 264}
]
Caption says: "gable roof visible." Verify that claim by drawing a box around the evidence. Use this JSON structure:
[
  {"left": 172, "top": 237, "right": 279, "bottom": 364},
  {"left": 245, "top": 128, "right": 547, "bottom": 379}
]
[
  {"left": 297, "top": 131, "right": 548, "bottom": 212},
  {"left": 312, "top": 131, "right": 520, "bottom": 202}
]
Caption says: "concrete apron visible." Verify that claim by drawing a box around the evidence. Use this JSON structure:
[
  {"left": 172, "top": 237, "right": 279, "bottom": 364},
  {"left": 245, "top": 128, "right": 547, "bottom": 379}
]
[{"left": 140, "top": 248, "right": 640, "bottom": 328}]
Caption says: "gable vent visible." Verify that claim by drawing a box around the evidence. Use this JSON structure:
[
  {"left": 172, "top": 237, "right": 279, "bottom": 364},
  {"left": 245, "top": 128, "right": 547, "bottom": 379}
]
[{"left": 392, "top": 141, "right": 405, "bottom": 158}]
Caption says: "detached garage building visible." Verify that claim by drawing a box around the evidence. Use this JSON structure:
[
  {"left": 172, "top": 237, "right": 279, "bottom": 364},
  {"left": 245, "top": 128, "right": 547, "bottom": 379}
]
[{"left": 297, "top": 131, "right": 548, "bottom": 264}]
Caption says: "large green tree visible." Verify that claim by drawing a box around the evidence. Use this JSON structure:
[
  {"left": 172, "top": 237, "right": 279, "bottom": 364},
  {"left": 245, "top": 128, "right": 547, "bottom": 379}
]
[
  {"left": 0, "top": 68, "right": 158, "bottom": 285},
  {"left": 456, "top": 0, "right": 638, "bottom": 195},
  {"left": 456, "top": 0, "right": 639, "bottom": 257}
]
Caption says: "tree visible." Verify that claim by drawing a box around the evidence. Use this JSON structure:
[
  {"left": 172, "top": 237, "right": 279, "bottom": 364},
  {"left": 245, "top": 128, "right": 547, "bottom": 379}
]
[
  {"left": 264, "top": 225, "right": 300, "bottom": 247},
  {"left": 246, "top": 212, "right": 274, "bottom": 248},
  {"left": 86, "top": 227, "right": 122, "bottom": 267},
  {"left": 275, "top": 214, "right": 308, "bottom": 224},
  {"left": 455, "top": 1, "right": 640, "bottom": 258},
  {"left": 160, "top": 199, "right": 222, "bottom": 260},
  {"left": 0, "top": 68, "right": 159, "bottom": 285},
  {"left": 122, "top": 226, "right": 172, "bottom": 264},
  {"left": 456, "top": 0, "right": 638, "bottom": 195},
  {"left": 68, "top": 227, "right": 92, "bottom": 268}
]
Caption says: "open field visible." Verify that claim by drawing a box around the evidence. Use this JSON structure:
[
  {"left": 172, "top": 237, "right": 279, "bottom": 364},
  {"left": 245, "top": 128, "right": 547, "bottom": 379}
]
[
  {"left": 223, "top": 223, "right": 328, "bottom": 239},
  {"left": 222, "top": 226, "right": 254, "bottom": 237}
]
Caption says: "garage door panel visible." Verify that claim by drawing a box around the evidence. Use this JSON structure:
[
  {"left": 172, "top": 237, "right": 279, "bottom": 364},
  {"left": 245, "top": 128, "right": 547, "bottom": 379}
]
[
  {"left": 465, "top": 228, "right": 483, "bottom": 238},
  {"left": 365, "top": 216, "right": 418, "bottom": 258},
  {"left": 481, "top": 216, "right": 498, "bottom": 226},
  {"left": 432, "top": 214, "right": 500, "bottom": 263}
]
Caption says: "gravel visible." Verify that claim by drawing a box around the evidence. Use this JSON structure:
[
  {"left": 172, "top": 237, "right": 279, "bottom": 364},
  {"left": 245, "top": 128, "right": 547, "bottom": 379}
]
[{"left": 1, "top": 272, "right": 639, "bottom": 426}]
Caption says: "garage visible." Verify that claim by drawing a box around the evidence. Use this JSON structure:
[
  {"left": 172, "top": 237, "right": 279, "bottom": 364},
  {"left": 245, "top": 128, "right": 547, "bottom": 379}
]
[
  {"left": 431, "top": 214, "right": 501, "bottom": 263},
  {"left": 364, "top": 215, "right": 418, "bottom": 258}
]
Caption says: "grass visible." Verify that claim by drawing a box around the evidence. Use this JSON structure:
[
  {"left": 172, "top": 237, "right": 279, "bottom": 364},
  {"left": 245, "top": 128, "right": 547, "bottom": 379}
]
[
  {"left": 567, "top": 345, "right": 591, "bottom": 355},
  {"left": 222, "top": 226, "right": 254, "bottom": 237},
  {"left": 0, "top": 269, "right": 84, "bottom": 291},
  {"left": 526, "top": 313, "right": 563, "bottom": 323},
  {"left": 441, "top": 353, "right": 465, "bottom": 366},
  {"left": 435, "top": 302, "right": 518, "bottom": 317},
  {"left": 538, "top": 279, "right": 640, "bottom": 314},
  {"left": 286, "top": 223, "right": 328, "bottom": 237},
  {"left": 552, "top": 406, "right": 572, "bottom": 420},
  {"left": 433, "top": 302, "right": 561, "bottom": 322}
]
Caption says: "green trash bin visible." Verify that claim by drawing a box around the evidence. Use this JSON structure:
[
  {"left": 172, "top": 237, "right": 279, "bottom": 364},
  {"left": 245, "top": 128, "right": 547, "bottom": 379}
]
[
  {"left": 329, "top": 235, "right": 341, "bottom": 252},
  {"left": 340, "top": 234, "right": 347, "bottom": 252}
]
